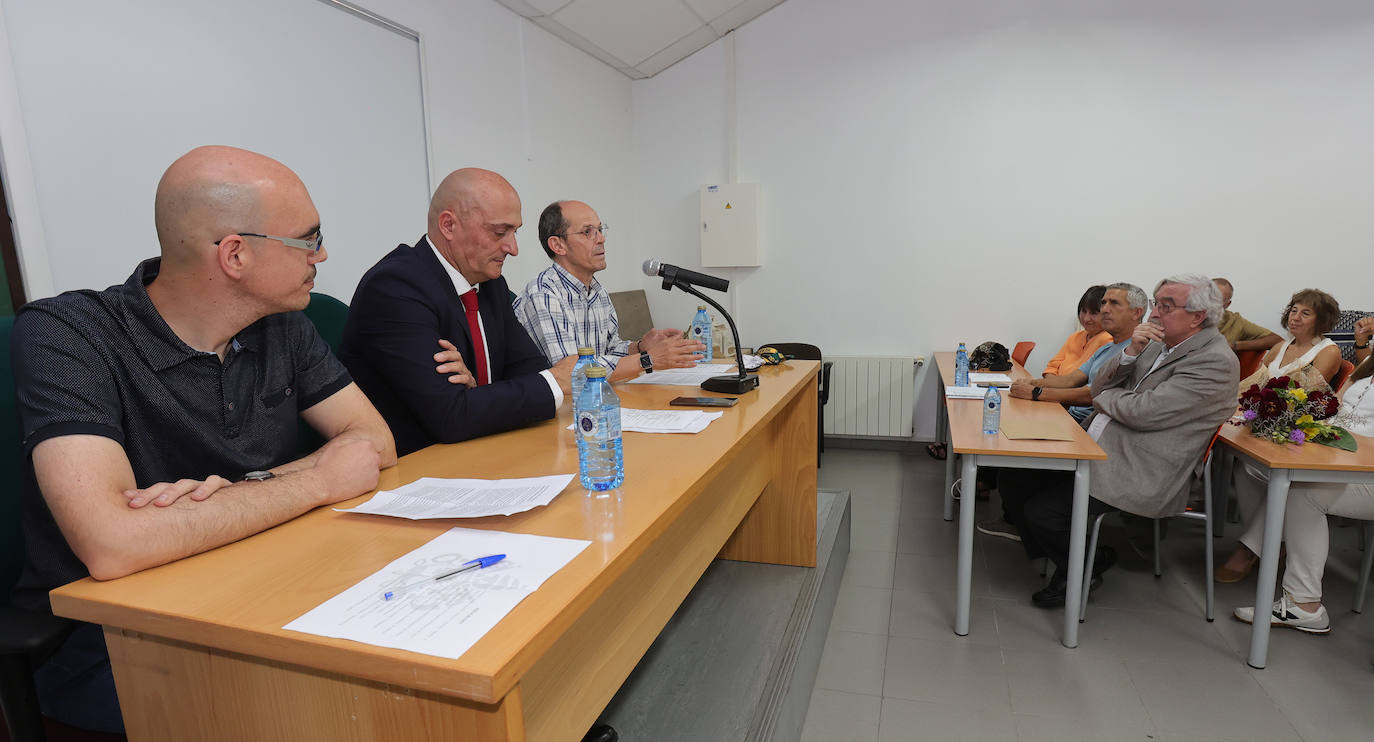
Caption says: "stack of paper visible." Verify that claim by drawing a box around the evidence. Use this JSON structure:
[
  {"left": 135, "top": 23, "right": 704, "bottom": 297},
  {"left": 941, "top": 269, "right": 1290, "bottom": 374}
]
[
  {"left": 626, "top": 363, "right": 737, "bottom": 386},
  {"left": 621, "top": 408, "right": 723, "bottom": 433},
  {"left": 284, "top": 527, "right": 590, "bottom": 660},
  {"left": 969, "top": 372, "right": 1013, "bottom": 385},
  {"left": 945, "top": 386, "right": 992, "bottom": 400},
  {"left": 335, "top": 474, "right": 575, "bottom": 519},
  {"left": 567, "top": 408, "right": 724, "bottom": 434}
]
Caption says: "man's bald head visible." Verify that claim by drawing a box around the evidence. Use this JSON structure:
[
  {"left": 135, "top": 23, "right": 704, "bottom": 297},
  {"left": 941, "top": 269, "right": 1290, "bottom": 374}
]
[
  {"left": 427, "top": 168, "right": 517, "bottom": 231},
  {"left": 427, "top": 168, "right": 522, "bottom": 284},
  {"left": 154, "top": 146, "right": 308, "bottom": 266}
]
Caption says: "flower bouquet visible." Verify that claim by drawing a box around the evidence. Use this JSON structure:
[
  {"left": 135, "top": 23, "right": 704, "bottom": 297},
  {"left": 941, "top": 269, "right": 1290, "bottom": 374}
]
[{"left": 1236, "top": 376, "right": 1356, "bottom": 451}]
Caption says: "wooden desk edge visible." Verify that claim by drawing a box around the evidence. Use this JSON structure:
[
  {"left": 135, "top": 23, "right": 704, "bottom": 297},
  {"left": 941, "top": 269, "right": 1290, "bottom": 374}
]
[{"left": 49, "top": 361, "right": 822, "bottom": 707}]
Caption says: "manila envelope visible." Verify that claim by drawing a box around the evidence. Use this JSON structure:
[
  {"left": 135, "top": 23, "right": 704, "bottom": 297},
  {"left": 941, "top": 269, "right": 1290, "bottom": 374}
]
[{"left": 1000, "top": 416, "right": 1078, "bottom": 441}]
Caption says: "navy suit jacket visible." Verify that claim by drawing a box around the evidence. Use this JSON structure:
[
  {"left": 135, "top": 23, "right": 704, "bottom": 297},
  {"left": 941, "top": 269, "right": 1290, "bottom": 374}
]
[{"left": 339, "top": 237, "right": 555, "bottom": 456}]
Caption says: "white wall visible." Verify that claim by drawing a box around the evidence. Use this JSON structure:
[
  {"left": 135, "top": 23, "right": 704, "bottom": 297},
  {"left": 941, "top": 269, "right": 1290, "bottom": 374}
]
[
  {"left": 630, "top": 0, "right": 1374, "bottom": 366},
  {"left": 0, "top": 0, "right": 633, "bottom": 302}
]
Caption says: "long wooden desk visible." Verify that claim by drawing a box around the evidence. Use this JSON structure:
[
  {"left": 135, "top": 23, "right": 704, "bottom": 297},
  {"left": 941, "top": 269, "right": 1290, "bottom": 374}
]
[
  {"left": 1217, "top": 423, "right": 1374, "bottom": 668},
  {"left": 934, "top": 353, "right": 1106, "bottom": 648},
  {"left": 49, "top": 361, "right": 820, "bottom": 741}
]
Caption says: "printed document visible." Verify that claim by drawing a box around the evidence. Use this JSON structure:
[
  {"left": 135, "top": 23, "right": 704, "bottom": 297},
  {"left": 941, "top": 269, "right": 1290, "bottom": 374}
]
[
  {"left": 968, "top": 372, "right": 1013, "bottom": 384},
  {"left": 568, "top": 408, "right": 724, "bottom": 434},
  {"left": 335, "top": 474, "right": 575, "bottom": 519},
  {"left": 627, "top": 363, "right": 736, "bottom": 385},
  {"left": 945, "top": 386, "right": 993, "bottom": 400},
  {"left": 284, "top": 527, "right": 589, "bottom": 659}
]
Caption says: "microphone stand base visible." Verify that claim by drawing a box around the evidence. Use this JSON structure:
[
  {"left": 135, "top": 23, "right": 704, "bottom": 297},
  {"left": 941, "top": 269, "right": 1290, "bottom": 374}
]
[{"left": 701, "top": 374, "right": 760, "bottom": 394}]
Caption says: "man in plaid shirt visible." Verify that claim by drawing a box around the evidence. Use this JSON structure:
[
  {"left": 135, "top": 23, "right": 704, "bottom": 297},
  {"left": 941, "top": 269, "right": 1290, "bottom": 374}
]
[{"left": 514, "top": 200, "right": 702, "bottom": 379}]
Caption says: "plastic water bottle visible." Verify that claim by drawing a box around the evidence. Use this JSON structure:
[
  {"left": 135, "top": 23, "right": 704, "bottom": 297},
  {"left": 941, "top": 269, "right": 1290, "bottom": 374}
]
[
  {"left": 982, "top": 384, "right": 1002, "bottom": 435},
  {"left": 955, "top": 342, "right": 970, "bottom": 386},
  {"left": 691, "top": 306, "right": 714, "bottom": 362},
  {"left": 576, "top": 365, "right": 624, "bottom": 491},
  {"left": 571, "top": 347, "right": 596, "bottom": 413}
]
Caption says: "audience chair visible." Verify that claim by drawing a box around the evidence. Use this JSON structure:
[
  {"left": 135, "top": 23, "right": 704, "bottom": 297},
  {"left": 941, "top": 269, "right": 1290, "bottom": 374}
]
[
  {"left": 1326, "top": 309, "right": 1371, "bottom": 363},
  {"left": 302, "top": 292, "right": 349, "bottom": 355},
  {"left": 297, "top": 293, "right": 350, "bottom": 455},
  {"left": 1011, "top": 341, "right": 1034, "bottom": 369},
  {"left": 1235, "top": 349, "right": 1265, "bottom": 382},
  {"left": 762, "top": 342, "right": 832, "bottom": 465},
  {"left": 1081, "top": 427, "right": 1223, "bottom": 623},
  {"left": 1330, "top": 359, "right": 1355, "bottom": 393},
  {"left": 0, "top": 315, "right": 75, "bottom": 742}
]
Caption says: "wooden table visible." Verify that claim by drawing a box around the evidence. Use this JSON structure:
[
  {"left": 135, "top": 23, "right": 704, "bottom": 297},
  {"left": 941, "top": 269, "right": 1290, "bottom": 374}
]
[
  {"left": 934, "top": 353, "right": 1106, "bottom": 647},
  {"left": 1216, "top": 424, "right": 1374, "bottom": 668},
  {"left": 49, "top": 362, "right": 820, "bottom": 742}
]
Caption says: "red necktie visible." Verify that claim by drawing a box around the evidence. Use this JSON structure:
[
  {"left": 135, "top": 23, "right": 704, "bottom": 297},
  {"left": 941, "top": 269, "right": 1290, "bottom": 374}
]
[{"left": 458, "top": 289, "right": 490, "bottom": 386}]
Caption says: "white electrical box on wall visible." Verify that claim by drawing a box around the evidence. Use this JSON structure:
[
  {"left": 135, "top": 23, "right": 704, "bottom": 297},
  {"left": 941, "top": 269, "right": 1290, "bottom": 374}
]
[{"left": 700, "top": 183, "right": 761, "bottom": 267}]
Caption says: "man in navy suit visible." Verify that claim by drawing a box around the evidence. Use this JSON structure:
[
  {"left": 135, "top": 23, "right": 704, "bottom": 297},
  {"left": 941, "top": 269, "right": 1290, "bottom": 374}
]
[{"left": 340, "top": 168, "right": 574, "bottom": 456}]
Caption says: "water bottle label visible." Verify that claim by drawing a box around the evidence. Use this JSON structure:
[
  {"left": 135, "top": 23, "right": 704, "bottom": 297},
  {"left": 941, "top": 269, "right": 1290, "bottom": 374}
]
[
  {"left": 578, "top": 412, "right": 598, "bottom": 439},
  {"left": 693, "top": 327, "right": 703, "bottom": 337}
]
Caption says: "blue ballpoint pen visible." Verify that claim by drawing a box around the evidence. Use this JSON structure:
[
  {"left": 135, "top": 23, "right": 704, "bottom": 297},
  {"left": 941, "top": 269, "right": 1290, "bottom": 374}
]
[{"left": 381, "top": 554, "right": 506, "bottom": 600}]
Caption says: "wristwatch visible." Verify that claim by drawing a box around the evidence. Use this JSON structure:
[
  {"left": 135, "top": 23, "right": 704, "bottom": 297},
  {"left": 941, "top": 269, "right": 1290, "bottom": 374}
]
[
  {"left": 242, "top": 470, "right": 276, "bottom": 482},
  {"left": 639, "top": 351, "right": 653, "bottom": 374},
  {"left": 1356, "top": 339, "right": 1371, "bottom": 350},
  {"left": 1032, "top": 386, "right": 1043, "bottom": 401}
]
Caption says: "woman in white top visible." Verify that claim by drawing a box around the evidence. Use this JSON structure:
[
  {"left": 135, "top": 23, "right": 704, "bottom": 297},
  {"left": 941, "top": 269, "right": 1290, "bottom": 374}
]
[
  {"left": 1237, "top": 288, "right": 1342, "bottom": 392},
  {"left": 1218, "top": 289, "right": 1343, "bottom": 583},
  {"left": 1232, "top": 355, "right": 1374, "bottom": 634}
]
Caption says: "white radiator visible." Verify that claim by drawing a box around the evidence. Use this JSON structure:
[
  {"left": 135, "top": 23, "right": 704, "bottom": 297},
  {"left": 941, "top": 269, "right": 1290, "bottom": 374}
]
[{"left": 825, "top": 355, "right": 916, "bottom": 438}]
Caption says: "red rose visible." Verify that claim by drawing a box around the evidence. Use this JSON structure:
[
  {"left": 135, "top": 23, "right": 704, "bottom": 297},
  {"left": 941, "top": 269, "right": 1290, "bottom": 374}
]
[{"left": 1258, "top": 398, "right": 1285, "bottom": 419}]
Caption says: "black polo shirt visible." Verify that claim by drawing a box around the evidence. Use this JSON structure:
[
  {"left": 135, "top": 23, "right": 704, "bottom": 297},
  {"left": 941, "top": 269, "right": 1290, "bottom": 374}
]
[{"left": 9, "top": 258, "right": 351, "bottom": 613}]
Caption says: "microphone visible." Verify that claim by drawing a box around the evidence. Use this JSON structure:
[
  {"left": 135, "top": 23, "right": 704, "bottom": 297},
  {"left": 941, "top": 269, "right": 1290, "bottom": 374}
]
[
  {"left": 642, "top": 258, "right": 758, "bottom": 395},
  {"left": 642, "top": 259, "right": 730, "bottom": 293}
]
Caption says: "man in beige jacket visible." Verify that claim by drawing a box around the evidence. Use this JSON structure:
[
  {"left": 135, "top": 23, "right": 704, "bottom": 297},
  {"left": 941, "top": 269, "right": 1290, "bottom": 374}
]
[{"left": 999, "top": 273, "right": 1238, "bottom": 608}]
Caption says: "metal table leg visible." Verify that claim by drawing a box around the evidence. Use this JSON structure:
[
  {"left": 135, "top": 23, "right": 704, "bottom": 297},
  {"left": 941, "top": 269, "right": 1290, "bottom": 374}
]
[
  {"left": 954, "top": 454, "right": 978, "bottom": 635},
  {"left": 1247, "top": 468, "right": 1289, "bottom": 669}
]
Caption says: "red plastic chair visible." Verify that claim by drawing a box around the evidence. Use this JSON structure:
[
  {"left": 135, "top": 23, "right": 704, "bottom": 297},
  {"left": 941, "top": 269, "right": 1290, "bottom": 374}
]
[
  {"left": 1235, "top": 349, "right": 1265, "bottom": 381},
  {"left": 1011, "top": 341, "right": 1035, "bottom": 369},
  {"left": 1331, "top": 359, "right": 1355, "bottom": 392}
]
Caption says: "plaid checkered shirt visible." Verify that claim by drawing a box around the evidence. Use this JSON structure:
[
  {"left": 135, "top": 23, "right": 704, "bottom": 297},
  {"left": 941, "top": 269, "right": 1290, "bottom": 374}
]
[{"left": 513, "top": 263, "right": 632, "bottom": 369}]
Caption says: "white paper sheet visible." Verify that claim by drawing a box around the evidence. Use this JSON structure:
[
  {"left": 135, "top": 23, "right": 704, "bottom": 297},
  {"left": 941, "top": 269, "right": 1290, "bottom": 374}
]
[
  {"left": 284, "top": 527, "right": 589, "bottom": 659},
  {"left": 945, "top": 385, "right": 994, "bottom": 400},
  {"left": 968, "top": 372, "right": 1013, "bottom": 384},
  {"left": 567, "top": 408, "right": 724, "bottom": 434},
  {"left": 626, "top": 363, "right": 737, "bottom": 385},
  {"left": 335, "top": 474, "right": 575, "bottom": 519}
]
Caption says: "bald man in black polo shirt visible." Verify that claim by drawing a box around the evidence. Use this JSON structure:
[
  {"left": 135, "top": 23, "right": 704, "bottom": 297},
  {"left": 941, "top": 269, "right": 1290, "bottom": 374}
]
[{"left": 9, "top": 146, "right": 396, "bottom": 733}]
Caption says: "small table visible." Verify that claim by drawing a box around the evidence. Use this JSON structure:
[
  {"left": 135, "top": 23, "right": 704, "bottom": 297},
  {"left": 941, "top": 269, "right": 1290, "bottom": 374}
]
[
  {"left": 1216, "top": 424, "right": 1374, "bottom": 668},
  {"left": 935, "top": 353, "right": 1106, "bottom": 648}
]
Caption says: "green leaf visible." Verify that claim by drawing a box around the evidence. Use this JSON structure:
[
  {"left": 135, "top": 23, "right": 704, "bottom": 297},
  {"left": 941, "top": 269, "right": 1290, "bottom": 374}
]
[{"left": 1314, "top": 427, "right": 1358, "bottom": 452}]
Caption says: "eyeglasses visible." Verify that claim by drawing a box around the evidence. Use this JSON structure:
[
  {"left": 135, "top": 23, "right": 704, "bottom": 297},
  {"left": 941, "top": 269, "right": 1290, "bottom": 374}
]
[
  {"left": 557, "top": 224, "right": 608, "bottom": 240},
  {"left": 1153, "top": 299, "right": 1184, "bottom": 314},
  {"left": 215, "top": 231, "right": 324, "bottom": 253}
]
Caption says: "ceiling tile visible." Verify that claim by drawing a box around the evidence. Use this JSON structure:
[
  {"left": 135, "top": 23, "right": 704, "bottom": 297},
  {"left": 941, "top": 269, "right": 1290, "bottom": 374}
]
[
  {"left": 707, "top": 0, "right": 784, "bottom": 35},
  {"left": 634, "top": 23, "right": 719, "bottom": 78},
  {"left": 554, "top": 0, "right": 704, "bottom": 67},
  {"left": 528, "top": 15, "right": 625, "bottom": 70},
  {"left": 683, "top": 0, "right": 741, "bottom": 23}
]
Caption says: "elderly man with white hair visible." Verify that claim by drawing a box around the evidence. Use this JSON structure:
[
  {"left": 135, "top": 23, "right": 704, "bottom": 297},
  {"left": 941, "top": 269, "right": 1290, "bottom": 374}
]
[{"left": 996, "top": 273, "right": 1239, "bottom": 608}]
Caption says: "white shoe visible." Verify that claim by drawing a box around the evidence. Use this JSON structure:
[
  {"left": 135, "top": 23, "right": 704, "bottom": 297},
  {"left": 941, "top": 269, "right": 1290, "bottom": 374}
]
[{"left": 1233, "top": 592, "right": 1330, "bottom": 634}]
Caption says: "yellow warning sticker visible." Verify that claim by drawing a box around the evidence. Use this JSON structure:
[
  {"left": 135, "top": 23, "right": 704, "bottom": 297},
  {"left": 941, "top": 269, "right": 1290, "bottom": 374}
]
[{"left": 725, "top": 203, "right": 732, "bottom": 209}]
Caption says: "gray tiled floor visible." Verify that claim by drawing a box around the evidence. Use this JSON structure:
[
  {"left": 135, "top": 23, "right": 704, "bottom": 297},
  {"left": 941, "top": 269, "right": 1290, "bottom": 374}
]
[{"left": 802, "top": 449, "right": 1374, "bottom": 741}]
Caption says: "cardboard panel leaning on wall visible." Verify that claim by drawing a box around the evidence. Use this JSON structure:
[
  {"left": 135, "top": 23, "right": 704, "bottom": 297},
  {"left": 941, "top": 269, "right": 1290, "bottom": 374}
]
[{"left": 1, "top": 0, "right": 429, "bottom": 300}]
